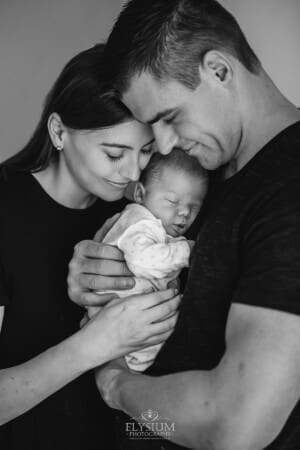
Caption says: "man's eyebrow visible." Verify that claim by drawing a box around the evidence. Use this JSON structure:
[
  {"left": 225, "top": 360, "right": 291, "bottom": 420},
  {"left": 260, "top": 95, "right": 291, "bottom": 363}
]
[
  {"left": 101, "top": 138, "right": 155, "bottom": 150},
  {"left": 142, "top": 138, "right": 155, "bottom": 147},
  {"left": 147, "top": 108, "right": 176, "bottom": 125}
]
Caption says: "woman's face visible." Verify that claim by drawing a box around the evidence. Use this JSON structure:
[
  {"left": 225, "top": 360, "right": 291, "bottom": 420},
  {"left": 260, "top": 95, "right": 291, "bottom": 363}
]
[{"left": 61, "top": 120, "right": 154, "bottom": 202}]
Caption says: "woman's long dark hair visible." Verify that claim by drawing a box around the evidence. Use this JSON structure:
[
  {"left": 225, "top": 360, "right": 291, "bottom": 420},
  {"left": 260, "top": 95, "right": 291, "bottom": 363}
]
[{"left": 1, "top": 43, "right": 131, "bottom": 173}]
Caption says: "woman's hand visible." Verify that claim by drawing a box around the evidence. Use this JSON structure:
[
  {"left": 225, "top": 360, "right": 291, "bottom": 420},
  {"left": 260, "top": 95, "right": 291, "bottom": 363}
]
[
  {"left": 75, "top": 288, "right": 180, "bottom": 370},
  {"left": 68, "top": 214, "right": 135, "bottom": 307}
]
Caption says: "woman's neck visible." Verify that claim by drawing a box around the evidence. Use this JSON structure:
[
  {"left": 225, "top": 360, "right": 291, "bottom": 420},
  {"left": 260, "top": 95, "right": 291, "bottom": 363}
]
[{"left": 32, "top": 161, "right": 96, "bottom": 209}]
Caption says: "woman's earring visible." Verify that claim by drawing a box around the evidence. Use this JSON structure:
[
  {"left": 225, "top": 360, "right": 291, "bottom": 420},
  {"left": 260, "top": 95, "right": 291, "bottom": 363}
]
[{"left": 56, "top": 143, "right": 63, "bottom": 151}]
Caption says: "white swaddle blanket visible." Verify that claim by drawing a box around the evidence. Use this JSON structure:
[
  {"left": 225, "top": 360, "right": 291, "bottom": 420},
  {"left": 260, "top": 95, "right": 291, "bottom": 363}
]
[{"left": 97, "top": 203, "right": 190, "bottom": 371}]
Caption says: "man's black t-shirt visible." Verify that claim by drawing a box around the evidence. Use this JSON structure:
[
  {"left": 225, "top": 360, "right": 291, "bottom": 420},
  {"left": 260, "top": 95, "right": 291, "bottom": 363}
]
[
  {"left": 117, "top": 122, "right": 300, "bottom": 450},
  {"left": 0, "top": 168, "right": 126, "bottom": 450}
]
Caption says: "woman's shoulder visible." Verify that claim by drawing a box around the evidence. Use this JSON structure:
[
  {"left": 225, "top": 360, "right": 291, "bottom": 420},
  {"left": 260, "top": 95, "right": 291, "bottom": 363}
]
[{"left": 0, "top": 166, "right": 31, "bottom": 204}]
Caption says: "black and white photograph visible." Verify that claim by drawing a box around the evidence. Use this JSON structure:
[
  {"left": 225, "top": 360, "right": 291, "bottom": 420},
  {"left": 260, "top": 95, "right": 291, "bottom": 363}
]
[{"left": 0, "top": 1, "right": 299, "bottom": 449}]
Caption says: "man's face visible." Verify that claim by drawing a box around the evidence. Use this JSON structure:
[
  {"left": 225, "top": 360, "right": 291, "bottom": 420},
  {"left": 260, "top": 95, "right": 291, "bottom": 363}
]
[{"left": 122, "top": 71, "right": 242, "bottom": 171}]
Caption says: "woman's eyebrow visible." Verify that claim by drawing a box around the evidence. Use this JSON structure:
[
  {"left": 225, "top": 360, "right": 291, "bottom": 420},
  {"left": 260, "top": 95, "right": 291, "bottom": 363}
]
[
  {"left": 101, "top": 138, "right": 155, "bottom": 150},
  {"left": 101, "top": 142, "right": 133, "bottom": 150}
]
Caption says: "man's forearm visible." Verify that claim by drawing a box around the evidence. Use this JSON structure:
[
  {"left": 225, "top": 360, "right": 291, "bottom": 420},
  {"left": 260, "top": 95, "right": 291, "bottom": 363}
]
[{"left": 112, "top": 369, "right": 218, "bottom": 449}]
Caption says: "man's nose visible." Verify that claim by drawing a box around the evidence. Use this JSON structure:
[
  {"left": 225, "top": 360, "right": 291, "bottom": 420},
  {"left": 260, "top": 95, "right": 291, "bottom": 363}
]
[{"left": 152, "top": 122, "right": 178, "bottom": 154}]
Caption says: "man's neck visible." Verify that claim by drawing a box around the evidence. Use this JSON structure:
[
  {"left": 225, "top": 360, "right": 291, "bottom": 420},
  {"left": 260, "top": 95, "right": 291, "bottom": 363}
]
[{"left": 225, "top": 70, "right": 300, "bottom": 179}]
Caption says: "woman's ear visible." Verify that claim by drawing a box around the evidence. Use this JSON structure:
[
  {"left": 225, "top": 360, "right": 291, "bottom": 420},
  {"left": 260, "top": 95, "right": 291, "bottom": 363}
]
[
  {"left": 47, "top": 113, "right": 65, "bottom": 151},
  {"left": 133, "top": 182, "right": 146, "bottom": 204},
  {"left": 201, "top": 50, "right": 232, "bottom": 85}
]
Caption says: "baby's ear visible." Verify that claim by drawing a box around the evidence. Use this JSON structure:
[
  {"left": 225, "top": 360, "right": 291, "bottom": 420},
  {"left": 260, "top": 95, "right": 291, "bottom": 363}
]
[{"left": 133, "top": 182, "right": 146, "bottom": 204}]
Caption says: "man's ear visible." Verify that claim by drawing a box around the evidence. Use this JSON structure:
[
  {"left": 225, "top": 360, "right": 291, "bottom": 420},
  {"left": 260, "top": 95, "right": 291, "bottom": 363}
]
[
  {"left": 133, "top": 182, "right": 146, "bottom": 204},
  {"left": 201, "top": 50, "right": 232, "bottom": 84},
  {"left": 47, "top": 112, "right": 66, "bottom": 150}
]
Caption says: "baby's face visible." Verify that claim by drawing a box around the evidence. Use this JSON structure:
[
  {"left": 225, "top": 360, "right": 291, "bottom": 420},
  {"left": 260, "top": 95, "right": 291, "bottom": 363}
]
[{"left": 143, "top": 167, "right": 206, "bottom": 237}]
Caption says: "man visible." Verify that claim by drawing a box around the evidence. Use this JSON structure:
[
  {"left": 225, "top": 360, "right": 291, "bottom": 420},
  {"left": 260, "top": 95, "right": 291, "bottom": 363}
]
[{"left": 68, "top": 1, "right": 300, "bottom": 448}]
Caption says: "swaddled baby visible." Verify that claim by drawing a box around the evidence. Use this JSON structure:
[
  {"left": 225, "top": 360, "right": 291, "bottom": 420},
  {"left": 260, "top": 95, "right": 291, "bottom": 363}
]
[{"left": 93, "top": 148, "right": 208, "bottom": 371}]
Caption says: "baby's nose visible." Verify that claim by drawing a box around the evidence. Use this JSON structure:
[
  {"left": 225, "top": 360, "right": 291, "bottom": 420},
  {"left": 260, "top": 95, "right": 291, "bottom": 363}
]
[{"left": 178, "top": 206, "right": 189, "bottom": 217}]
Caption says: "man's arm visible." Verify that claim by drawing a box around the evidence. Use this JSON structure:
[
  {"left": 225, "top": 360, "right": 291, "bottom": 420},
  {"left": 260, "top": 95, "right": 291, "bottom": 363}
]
[{"left": 96, "top": 303, "right": 300, "bottom": 450}]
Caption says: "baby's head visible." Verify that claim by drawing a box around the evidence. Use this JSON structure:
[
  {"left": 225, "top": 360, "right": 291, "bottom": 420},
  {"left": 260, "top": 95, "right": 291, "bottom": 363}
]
[{"left": 134, "top": 148, "right": 208, "bottom": 237}]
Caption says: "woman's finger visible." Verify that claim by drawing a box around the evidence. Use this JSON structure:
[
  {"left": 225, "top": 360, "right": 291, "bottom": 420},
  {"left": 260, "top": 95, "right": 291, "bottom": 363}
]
[
  {"left": 69, "top": 291, "right": 118, "bottom": 307},
  {"left": 137, "top": 293, "right": 181, "bottom": 323},
  {"left": 128, "top": 288, "right": 178, "bottom": 311}
]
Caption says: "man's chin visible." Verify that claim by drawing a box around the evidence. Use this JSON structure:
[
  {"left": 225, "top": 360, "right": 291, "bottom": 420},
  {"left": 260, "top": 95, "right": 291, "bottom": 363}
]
[{"left": 189, "top": 145, "right": 222, "bottom": 170}]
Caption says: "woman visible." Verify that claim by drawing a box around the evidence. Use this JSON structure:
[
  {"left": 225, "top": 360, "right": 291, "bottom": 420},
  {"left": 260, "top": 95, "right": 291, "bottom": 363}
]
[{"left": 0, "top": 44, "right": 179, "bottom": 450}]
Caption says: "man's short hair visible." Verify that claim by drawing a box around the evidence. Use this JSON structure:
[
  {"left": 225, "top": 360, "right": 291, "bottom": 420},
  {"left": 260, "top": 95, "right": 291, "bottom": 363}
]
[
  {"left": 104, "top": 0, "right": 262, "bottom": 94},
  {"left": 140, "top": 147, "right": 208, "bottom": 188}
]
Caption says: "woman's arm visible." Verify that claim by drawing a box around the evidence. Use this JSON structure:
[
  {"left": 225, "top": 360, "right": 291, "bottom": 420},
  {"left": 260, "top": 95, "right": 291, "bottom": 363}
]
[{"left": 0, "top": 289, "right": 179, "bottom": 425}]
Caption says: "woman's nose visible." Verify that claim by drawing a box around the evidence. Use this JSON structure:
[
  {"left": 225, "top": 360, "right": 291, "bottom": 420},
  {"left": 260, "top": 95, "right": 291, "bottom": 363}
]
[
  {"left": 119, "top": 155, "right": 141, "bottom": 182},
  {"left": 152, "top": 122, "right": 178, "bottom": 154}
]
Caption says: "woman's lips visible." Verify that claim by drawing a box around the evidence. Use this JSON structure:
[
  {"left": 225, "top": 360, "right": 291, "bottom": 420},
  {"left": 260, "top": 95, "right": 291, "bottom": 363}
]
[{"left": 106, "top": 180, "right": 129, "bottom": 189}]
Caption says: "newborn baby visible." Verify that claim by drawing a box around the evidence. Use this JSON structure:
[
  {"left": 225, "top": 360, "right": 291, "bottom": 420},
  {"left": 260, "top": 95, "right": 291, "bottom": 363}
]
[{"left": 94, "top": 148, "right": 208, "bottom": 370}]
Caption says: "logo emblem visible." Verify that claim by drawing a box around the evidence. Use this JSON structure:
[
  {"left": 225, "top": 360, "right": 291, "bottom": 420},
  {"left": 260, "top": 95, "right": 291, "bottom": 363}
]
[{"left": 141, "top": 409, "right": 159, "bottom": 421}]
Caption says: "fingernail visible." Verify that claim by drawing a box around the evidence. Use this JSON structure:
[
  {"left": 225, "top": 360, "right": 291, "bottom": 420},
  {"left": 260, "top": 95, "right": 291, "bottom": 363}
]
[
  {"left": 128, "top": 278, "right": 135, "bottom": 288},
  {"left": 174, "top": 288, "right": 179, "bottom": 295}
]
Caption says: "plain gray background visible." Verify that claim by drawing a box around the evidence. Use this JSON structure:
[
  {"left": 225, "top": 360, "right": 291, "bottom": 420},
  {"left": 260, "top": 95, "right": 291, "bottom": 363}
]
[{"left": 0, "top": 0, "right": 299, "bottom": 162}]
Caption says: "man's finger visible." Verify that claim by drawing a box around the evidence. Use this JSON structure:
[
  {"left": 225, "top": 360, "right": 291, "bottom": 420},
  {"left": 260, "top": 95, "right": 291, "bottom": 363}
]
[
  {"left": 94, "top": 213, "right": 121, "bottom": 242},
  {"left": 76, "top": 273, "right": 135, "bottom": 292},
  {"left": 79, "top": 257, "right": 132, "bottom": 277},
  {"left": 74, "top": 240, "right": 125, "bottom": 261}
]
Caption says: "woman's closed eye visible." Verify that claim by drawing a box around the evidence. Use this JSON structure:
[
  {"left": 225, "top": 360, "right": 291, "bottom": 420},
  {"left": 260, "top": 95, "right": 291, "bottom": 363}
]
[
  {"left": 106, "top": 152, "right": 124, "bottom": 162},
  {"left": 141, "top": 145, "right": 154, "bottom": 155},
  {"left": 105, "top": 151, "right": 124, "bottom": 162}
]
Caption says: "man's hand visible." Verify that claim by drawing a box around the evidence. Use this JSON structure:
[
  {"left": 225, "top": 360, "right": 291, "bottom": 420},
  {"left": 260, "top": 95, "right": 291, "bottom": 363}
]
[
  {"left": 68, "top": 215, "right": 135, "bottom": 307},
  {"left": 95, "top": 358, "right": 132, "bottom": 409}
]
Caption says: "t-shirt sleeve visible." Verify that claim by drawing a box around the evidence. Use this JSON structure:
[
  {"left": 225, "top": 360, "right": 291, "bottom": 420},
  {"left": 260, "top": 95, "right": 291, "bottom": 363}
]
[
  {"left": 232, "top": 179, "right": 300, "bottom": 315},
  {"left": 0, "top": 258, "right": 9, "bottom": 306}
]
